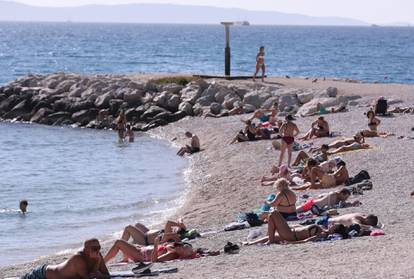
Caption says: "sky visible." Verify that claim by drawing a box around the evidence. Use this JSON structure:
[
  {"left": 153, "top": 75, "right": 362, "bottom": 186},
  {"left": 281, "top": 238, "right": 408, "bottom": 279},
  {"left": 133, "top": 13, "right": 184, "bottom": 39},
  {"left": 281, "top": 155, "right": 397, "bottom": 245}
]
[{"left": 11, "top": 0, "right": 414, "bottom": 24}]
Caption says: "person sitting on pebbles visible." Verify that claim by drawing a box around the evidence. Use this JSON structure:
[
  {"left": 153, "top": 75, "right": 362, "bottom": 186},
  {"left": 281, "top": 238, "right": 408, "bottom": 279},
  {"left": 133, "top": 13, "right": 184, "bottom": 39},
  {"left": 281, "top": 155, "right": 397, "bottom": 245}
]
[
  {"left": 177, "top": 132, "right": 200, "bottom": 156},
  {"left": 296, "top": 188, "right": 361, "bottom": 214},
  {"left": 243, "top": 210, "right": 348, "bottom": 245},
  {"left": 21, "top": 239, "right": 110, "bottom": 279},
  {"left": 360, "top": 110, "right": 393, "bottom": 138},
  {"left": 299, "top": 116, "right": 330, "bottom": 141},
  {"left": 292, "top": 144, "right": 329, "bottom": 166},
  {"left": 292, "top": 160, "right": 349, "bottom": 190}
]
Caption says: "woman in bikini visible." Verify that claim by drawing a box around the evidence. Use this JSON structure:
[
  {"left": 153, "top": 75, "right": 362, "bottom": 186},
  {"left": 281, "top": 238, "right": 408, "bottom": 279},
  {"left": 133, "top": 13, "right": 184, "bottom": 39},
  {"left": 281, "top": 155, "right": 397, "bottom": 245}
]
[
  {"left": 253, "top": 46, "right": 265, "bottom": 82},
  {"left": 230, "top": 120, "right": 258, "bottom": 144},
  {"left": 278, "top": 115, "right": 300, "bottom": 167},
  {"left": 120, "top": 219, "right": 187, "bottom": 246},
  {"left": 266, "top": 178, "right": 297, "bottom": 220},
  {"left": 104, "top": 237, "right": 197, "bottom": 264},
  {"left": 244, "top": 210, "right": 347, "bottom": 245},
  {"left": 116, "top": 110, "right": 127, "bottom": 142},
  {"left": 360, "top": 110, "right": 392, "bottom": 138}
]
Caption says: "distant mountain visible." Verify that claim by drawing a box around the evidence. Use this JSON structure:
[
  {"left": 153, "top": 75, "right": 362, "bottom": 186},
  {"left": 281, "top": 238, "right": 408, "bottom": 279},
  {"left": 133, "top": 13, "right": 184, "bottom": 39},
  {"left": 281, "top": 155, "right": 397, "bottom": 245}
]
[{"left": 0, "top": 1, "right": 368, "bottom": 26}]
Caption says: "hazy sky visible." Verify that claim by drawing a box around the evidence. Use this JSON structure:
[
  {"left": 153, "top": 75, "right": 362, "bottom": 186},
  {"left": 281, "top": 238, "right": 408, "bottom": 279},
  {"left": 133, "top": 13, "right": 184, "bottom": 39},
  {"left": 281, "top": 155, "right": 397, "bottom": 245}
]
[{"left": 12, "top": 0, "right": 414, "bottom": 24}]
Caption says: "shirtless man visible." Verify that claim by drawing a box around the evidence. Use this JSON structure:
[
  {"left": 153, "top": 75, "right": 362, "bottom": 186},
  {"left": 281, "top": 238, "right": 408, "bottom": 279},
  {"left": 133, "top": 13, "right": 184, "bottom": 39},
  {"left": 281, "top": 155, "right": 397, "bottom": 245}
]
[
  {"left": 328, "top": 213, "right": 379, "bottom": 229},
  {"left": 293, "top": 144, "right": 329, "bottom": 166},
  {"left": 278, "top": 115, "right": 300, "bottom": 167},
  {"left": 293, "top": 160, "right": 349, "bottom": 190},
  {"left": 299, "top": 116, "right": 330, "bottom": 141},
  {"left": 297, "top": 188, "right": 360, "bottom": 214},
  {"left": 177, "top": 132, "right": 200, "bottom": 156},
  {"left": 21, "top": 239, "right": 109, "bottom": 279}
]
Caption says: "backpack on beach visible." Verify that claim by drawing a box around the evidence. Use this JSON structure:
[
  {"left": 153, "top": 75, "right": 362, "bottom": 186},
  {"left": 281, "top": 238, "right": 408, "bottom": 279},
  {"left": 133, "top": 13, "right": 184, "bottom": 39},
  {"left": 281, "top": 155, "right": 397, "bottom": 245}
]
[
  {"left": 375, "top": 98, "right": 388, "bottom": 115},
  {"left": 345, "top": 170, "right": 370, "bottom": 186}
]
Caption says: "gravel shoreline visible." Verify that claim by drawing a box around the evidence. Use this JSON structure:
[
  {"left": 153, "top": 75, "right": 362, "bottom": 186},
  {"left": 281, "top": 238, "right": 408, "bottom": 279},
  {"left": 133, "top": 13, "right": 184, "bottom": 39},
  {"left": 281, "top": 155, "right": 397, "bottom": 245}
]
[{"left": 2, "top": 77, "right": 414, "bottom": 278}]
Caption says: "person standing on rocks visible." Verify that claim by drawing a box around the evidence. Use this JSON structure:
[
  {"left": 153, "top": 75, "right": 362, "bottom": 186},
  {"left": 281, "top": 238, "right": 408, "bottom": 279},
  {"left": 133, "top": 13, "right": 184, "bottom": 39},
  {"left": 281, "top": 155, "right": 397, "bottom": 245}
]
[
  {"left": 177, "top": 132, "right": 200, "bottom": 156},
  {"left": 278, "top": 115, "right": 299, "bottom": 168},
  {"left": 253, "top": 46, "right": 266, "bottom": 82}
]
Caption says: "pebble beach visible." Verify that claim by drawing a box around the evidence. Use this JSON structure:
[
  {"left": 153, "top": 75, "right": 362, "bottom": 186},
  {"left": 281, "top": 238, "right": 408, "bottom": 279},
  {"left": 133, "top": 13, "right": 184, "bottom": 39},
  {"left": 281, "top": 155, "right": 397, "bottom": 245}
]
[{"left": 1, "top": 76, "right": 414, "bottom": 279}]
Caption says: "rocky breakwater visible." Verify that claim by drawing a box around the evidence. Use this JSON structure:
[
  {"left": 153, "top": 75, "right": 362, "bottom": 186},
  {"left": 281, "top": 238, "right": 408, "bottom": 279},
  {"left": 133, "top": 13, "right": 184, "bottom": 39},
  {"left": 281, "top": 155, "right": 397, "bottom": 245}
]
[{"left": 0, "top": 73, "right": 362, "bottom": 130}]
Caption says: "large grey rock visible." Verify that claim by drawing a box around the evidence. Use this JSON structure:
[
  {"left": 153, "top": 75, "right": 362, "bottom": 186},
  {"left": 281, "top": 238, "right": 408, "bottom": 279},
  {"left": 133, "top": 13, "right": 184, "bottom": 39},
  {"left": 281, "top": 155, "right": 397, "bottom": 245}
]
[
  {"left": 68, "top": 85, "right": 85, "bottom": 98},
  {"left": 68, "top": 100, "right": 94, "bottom": 113},
  {"left": 123, "top": 90, "right": 144, "bottom": 107},
  {"left": 154, "top": 91, "right": 170, "bottom": 109},
  {"left": 297, "top": 92, "right": 314, "bottom": 104},
  {"left": 109, "top": 99, "right": 125, "bottom": 115},
  {"left": 180, "top": 84, "right": 203, "bottom": 104},
  {"left": 196, "top": 96, "right": 214, "bottom": 106},
  {"left": 72, "top": 109, "right": 99, "bottom": 125},
  {"left": 262, "top": 96, "right": 280, "bottom": 109},
  {"left": 243, "top": 104, "right": 256, "bottom": 113},
  {"left": 54, "top": 80, "right": 77, "bottom": 95},
  {"left": 297, "top": 98, "right": 340, "bottom": 116},
  {"left": 94, "top": 92, "right": 114, "bottom": 109},
  {"left": 0, "top": 95, "right": 21, "bottom": 112},
  {"left": 30, "top": 108, "right": 53, "bottom": 123},
  {"left": 178, "top": 102, "right": 193, "bottom": 116},
  {"left": 141, "top": 105, "right": 168, "bottom": 120},
  {"left": 157, "top": 83, "right": 183, "bottom": 94},
  {"left": 3, "top": 100, "right": 30, "bottom": 119},
  {"left": 210, "top": 102, "right": 222, "bottom": 115},
  {"left": 278, "top": 94, "right": 299, "bottom": 112},
  {"left": 243, "top": 91, "right": 271, "bottom": 109},
  {"left": 192, "top": 103, "right": 204, "bottom": 116},
  {"left": 47, "top": 112, "right": 72, "bottom": 124},
  {"left": 166, "top": 94, "right": 180, "bottom": 112}
]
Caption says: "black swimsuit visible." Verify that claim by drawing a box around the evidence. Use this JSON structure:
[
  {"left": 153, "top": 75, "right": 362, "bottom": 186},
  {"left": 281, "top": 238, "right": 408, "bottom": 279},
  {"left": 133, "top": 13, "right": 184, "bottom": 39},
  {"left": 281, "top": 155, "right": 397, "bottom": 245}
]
[{"left": 278, "top": 192, "right": 297, "bottom": 220}]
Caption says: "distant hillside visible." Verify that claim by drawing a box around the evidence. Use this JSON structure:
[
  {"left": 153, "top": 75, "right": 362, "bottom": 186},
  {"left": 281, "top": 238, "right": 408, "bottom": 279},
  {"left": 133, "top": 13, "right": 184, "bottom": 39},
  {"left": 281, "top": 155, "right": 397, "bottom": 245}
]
[{"left": 0, "top": 1, "right": 368, "bottom": 25}]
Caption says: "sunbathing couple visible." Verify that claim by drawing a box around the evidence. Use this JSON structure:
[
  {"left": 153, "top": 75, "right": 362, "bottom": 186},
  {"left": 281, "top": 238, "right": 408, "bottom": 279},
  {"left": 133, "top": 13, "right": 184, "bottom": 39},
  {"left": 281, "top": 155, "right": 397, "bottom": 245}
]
[
  {"left": 306, "top": 132, "right": 370, "bottom": 155},
  {"left": 245, "top": 210, "right": 378, "bottom": 245},
  {"left": 177, "top": 132, "right": 200, "bottom": 156},
  {"left": 292, "top": 158, "right": 349, "bottom": 190},
  {"left": 104, "top": 219, "right": 200, "bottom": 264}
]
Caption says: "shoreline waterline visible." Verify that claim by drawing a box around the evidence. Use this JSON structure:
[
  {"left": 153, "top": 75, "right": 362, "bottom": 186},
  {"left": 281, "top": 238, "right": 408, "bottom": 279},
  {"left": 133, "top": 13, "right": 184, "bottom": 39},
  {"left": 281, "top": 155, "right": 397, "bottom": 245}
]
[{"left": 0, "top": 121, "right": 190, "bottom": 268}]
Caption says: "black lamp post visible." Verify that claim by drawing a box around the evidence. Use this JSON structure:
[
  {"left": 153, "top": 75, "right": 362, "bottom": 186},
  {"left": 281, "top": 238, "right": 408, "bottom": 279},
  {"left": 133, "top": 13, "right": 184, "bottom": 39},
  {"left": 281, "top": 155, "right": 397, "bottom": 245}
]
[{"left": 221, "top": 22, "right": 234, "bottom": 77}]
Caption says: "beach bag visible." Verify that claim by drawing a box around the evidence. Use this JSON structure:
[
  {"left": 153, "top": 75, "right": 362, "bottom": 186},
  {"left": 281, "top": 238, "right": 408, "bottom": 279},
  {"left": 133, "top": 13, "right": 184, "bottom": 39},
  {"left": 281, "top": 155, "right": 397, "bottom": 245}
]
[
  {"left": 345, "top": 170, "right": 370, "bottom": 186},
  {"left": 375, "top": 99, "right": 388, "bottom": 115},
  {"left": 245, "top": 212, "right": 263, "bottom": 227}
]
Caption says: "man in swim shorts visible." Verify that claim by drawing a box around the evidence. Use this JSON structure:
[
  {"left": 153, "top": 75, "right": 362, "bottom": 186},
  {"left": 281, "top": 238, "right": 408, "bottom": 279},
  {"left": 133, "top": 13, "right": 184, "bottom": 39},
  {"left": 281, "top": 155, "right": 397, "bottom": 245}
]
[
  {"left": 177, "top": 132, "right": 200, "bottom": 156},
  {"left": 299, "top": 116, "right": 330, "bottom": 140},
  {"left": 21, "top": 239, "right": 109, "bottom": 279},
  {"left": 328, "top": 213, "right": 379, "bottom": 229}
]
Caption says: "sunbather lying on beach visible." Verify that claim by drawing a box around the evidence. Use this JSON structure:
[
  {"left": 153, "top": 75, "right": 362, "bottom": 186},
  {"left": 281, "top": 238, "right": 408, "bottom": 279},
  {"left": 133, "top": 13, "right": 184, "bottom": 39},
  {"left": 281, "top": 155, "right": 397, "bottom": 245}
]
[
  {"left": 296, "top": 188, "right": 360, "bottom": 214},
  {"left": 302, "top": 103, "right": 347, "bottom": 117},
  {"left": 327, "top": 142, "right": 370, "bottom": 155},
  {"left": 292, "top": 160, "right": 349, "bottom": 190},
  {"left": 328, "top": 213, "right": 379, "bottom": 229},
  {"left": 292, "top": 144, "right": 329, "bottom": 166},
  {"left": 104, "top": 237, "right": 197, "bottom": 264},
  {"left": 204, "top": 105, "right": 244, "bottom": 118},
  {"left": 309, "top": 133, "right": 365, "bottom": 153},
  {"left": 249, "top": 103, "right": 281, "bottom": 127},
  {"left": 388, "top": 106, "right": 414, "bottom": 114},
  {"left": 244, "top": 210, "right": 347, "bottom": 245},
  {"left": 177, "top": 132, "right": 200, "bottom": 156},
  {"left": 299, "top": 116, "right": 330, "bottom": 141},
  {"left": 265, "top": 178, "right": 297, "bottom": 219},
  {"left": 231, "top": 120, "right": 273, "bottom": 143},
  {"left": 360, "top": 110, "right": 392, "bottom": 138},
  {"left": 22, "top": 239, "right": 110, "bottom": 279},
  {"left": 121, "top": 219, "right": 188, "bottom": 246}
]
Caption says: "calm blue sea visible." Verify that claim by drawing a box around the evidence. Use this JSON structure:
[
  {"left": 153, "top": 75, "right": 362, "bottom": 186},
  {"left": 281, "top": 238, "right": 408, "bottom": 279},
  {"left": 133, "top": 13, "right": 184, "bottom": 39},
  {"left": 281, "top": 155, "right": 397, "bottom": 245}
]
[
  {"left": 0, "top": 22, "right": 414, "bottom": 84},
  {"left": 0, "top": 122, "right": 187, "bottom": 267}
]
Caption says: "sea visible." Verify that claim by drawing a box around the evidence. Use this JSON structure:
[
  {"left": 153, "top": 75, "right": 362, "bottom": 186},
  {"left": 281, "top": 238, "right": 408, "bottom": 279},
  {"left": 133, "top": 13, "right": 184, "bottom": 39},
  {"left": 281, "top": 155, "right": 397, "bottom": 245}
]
[
  {"left": 1, "top": 22, "right": 414, "bottom": 85},
  {"left": 1, "top": 22, "right": 414, "bottom": 267},
  {"left": 0, "top": 122, "right": 187, "bottom": 267}
]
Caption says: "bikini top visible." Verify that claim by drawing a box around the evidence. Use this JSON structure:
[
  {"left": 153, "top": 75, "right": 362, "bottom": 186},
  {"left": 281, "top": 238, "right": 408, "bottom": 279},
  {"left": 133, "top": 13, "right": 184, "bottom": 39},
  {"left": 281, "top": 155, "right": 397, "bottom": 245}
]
[{"left": 277, "top": 192, "right": 296, "bottom": 208}]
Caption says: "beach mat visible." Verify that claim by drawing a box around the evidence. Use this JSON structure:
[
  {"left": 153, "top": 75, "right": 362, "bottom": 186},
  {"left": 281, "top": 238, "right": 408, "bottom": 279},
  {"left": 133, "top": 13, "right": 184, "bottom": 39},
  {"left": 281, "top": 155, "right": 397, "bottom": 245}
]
[{"left": 111, "top": 268, "right": 178, "bottom": 278}]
